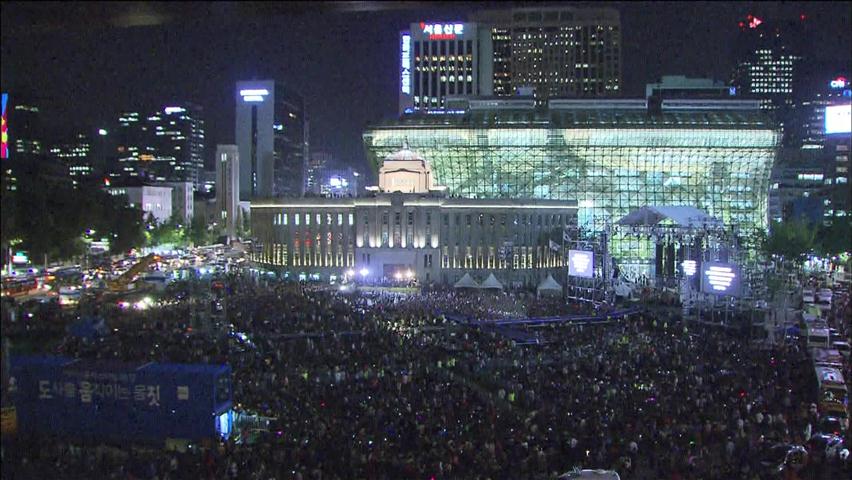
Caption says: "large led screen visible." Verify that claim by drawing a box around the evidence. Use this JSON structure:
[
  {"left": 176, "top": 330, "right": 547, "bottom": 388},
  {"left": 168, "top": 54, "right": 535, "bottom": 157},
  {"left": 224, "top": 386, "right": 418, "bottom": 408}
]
[
  {"left": 701, "top": 261, "right": 741, "bottom": 296},
  {"left": 825, "top": 104, "right": 851, "bottom": 135},
  {"left": 568, "top": 250, "right": 594, "bottom": 278}
]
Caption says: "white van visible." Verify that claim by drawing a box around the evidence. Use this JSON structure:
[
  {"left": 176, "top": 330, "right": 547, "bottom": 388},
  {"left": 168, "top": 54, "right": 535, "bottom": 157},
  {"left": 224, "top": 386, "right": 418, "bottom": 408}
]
[{"left": 806, "top": 327, "right": 831, "bottom": 350}]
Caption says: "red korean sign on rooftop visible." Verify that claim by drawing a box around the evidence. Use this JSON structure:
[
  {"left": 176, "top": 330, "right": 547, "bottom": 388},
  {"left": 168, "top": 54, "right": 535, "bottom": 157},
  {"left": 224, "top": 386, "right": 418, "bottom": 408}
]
[{"left": 419, "top": 22, "right": 464, "bottom": 40}]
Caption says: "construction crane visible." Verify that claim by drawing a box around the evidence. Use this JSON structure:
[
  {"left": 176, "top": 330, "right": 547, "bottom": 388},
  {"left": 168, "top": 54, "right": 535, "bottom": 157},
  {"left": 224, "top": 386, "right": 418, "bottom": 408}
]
[{"left": 106, "top": 254, "right": 160, "bottom": 292}]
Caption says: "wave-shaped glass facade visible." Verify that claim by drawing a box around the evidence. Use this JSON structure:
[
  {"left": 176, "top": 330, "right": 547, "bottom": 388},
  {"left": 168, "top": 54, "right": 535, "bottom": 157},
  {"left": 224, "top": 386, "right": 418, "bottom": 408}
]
[{"left": 364, "top": 109, "right": 780, "bottom": 237}]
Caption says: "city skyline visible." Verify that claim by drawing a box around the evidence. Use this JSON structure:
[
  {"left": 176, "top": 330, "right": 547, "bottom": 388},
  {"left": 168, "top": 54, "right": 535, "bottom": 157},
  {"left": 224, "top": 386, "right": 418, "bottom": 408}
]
[{"left": 1, "top": 2, "right": 850, "bottom": 176}]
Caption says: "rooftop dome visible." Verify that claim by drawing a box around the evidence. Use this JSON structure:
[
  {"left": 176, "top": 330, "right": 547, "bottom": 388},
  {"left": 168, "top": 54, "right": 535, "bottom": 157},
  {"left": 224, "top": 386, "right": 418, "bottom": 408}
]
[{"left": 384, "top": 146, "right": 425, "bottom": 162}]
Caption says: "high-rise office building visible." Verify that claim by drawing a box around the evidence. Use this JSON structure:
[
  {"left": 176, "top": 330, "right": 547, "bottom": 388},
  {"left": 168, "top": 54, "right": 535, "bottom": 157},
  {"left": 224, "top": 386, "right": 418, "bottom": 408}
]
[
  {"left": 50, "top": 132, "right": 92, "bottom": 183},
  {"left": 2, "top": 93, "right": 46, "bottom": 192},
  {"left": 472, "top": 7, "right": 621, "bottom": 104},
  {"left": 215, "top": 145, "right": 240, "bottom": 239},
  {"left": 399, "top": 22, "right": 492, "bottom": 114},
  {"left": 8, "top": 98, "right": 44, "bottom": 161},
  {"left": 731, "top": 14, "right": 810, "bottom": 145},
  {"left": 795, "top": 76, "right": 851, "bottom": 149},
  {"left": 398, "top": 7, "right": 622, "bottom": 114},
  {"left": 770, "top": 76, "right": 851, "bottom": 223},
  {"left": 235, "top": 80, "right": 308, "bottom": 200},
  {"left": 112, "top": 103, "right": 205, "bottom": 188},
  {"left": 823, "top": 98, "right": 851, "bottom": 220}
]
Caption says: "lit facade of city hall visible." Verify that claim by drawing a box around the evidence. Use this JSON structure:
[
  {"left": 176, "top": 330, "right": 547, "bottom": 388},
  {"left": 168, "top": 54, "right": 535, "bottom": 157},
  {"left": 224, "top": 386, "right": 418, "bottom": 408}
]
[{"left": 251, "top": 148, "right": 577, "bottom": 287}]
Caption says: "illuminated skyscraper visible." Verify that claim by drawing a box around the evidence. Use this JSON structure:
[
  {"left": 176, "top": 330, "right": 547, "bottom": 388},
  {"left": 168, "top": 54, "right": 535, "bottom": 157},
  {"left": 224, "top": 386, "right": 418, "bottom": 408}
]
[
  {"left": 50, "top": 132, "right": 93, "bottom": 183},
  {"left": 2, "top": 93, "right": 46, "bottom": 192},
  {"left": 731, "top": 14, "right": 810, "bottom": 145},
  {"left": 399, "top": 22, "right": 492, "bottom": 115},
  {"left": 399, "top": 8, "right": 622, "bottom": 114},
  {"left": 472, "top": 7, "right": 622, "bottom": 103},
  {"left": 6, "top": 96, "right": 44, "bottom": 161},
  {"left": 235, "top": 80, "right": 308, "bottom": 199},
  {"left": 112, "top": 103, "right": 205, "bottom": 188}
]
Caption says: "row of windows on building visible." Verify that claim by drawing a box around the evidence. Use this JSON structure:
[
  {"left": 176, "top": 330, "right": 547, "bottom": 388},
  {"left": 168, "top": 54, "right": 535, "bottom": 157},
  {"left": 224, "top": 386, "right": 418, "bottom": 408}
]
[
  {"left": 250, "top": 244, "right": 355, "bottom": 268},
  {"left": 413, "top": 41, "right": 474, "bottom": 57},
  {"left": 272, "top": 212, "right": 355, "bottom": 226},
  {"left": 269, "top": 211, "right": 570, "bottom": 228},
  {"left": 415, "top": 55, "right": 474, "bottom": 63},
  {"left": 251, "top": 242, "right": 566, "bottom": 270},
  {"left": 440, "top": 245, "right": 564, "bottom": 270}
]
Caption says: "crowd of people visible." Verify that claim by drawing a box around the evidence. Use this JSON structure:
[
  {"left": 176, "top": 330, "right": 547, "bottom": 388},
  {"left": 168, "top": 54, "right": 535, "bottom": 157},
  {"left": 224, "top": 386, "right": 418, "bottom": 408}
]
[{"left": 1, "top": 270, "right": 850, "bottom": 479}]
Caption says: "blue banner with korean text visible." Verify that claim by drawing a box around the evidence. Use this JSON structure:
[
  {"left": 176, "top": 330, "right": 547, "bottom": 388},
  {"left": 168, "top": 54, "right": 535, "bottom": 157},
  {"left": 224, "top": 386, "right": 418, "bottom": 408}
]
[{"left": 9, "top": 356, "right": 232, "bottom": 443}]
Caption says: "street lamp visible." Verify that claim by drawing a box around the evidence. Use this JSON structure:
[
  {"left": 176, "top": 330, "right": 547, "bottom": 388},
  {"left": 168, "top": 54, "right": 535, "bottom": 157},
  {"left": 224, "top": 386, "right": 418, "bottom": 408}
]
[{"left": 359, "top": 268, "right": 369, "bottom": 278}]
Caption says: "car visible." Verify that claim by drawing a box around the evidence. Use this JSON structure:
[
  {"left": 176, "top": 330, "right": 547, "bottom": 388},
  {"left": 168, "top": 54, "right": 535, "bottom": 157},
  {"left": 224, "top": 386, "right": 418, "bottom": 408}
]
[
  {"left": 759, "top": 444, "right": 808, "bottom": 475},
  {"left": 807, "top": 433, "right": 845, "bottom": 462},
  {"left": 817, "top": 288, "right": 833, "bottom": 304},
  {"left": 803, "top": 289, "right": 816, "bottom": 303},
  {"left": 832, "top": 341, "right": 851, "bottom": 358},
  {"left": 817, "top": 416, "right": 846, "bottom": 436}
]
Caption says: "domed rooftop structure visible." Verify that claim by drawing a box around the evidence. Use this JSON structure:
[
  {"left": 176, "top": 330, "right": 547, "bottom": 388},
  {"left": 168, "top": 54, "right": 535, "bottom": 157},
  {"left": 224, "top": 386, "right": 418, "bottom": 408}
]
[
  {"left": 384, "top": 142, "right": 426, "bottom": 163},
  {"left": 375, "top": 142, "right": 444, "bottom": 194}
]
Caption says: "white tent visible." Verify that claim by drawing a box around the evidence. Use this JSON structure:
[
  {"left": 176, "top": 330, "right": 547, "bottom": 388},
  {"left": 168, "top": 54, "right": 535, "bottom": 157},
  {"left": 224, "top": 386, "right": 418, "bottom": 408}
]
[
  {"left": 536, "top": 274, "right": 562, "bottom": 297},
  {"left": 480, "top": 273, "right": 504, "bottom": 290},
  {"left": 453, "top": 273, "right": 480, "bottom": 289},
  {"left": 617, "top": 205, "right": 722, "bottom": 228}
]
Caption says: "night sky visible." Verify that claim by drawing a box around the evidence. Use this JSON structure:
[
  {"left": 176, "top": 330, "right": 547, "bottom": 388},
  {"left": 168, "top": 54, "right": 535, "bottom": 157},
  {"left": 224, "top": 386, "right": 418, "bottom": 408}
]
[{"left": 2, "top": 1, "right": 850, "bottom": 175}]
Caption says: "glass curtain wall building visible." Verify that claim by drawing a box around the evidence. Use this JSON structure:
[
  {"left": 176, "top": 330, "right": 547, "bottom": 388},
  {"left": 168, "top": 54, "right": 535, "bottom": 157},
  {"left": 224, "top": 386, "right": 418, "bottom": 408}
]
[
  {"left": 236, "top": 80, "right": 308, "bottom": 200},
  {"left": 364, "top": 99, "right": 780, "bottom": 272}
]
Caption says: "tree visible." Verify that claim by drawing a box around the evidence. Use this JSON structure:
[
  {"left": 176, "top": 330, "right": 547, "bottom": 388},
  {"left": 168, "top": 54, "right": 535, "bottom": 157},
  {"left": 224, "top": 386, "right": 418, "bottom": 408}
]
[
  {"left": 189, "top": 214, "right": 212, "bottom": 246},
  {"left": 815, "top": 220, "right": 852, "bottom": 257},
  {"left": 239, "top": 210, "right": 251, "bottom": 239},
  {"left": 3, "top": 164, "right": 146, "bottom": 262},
  {"left": 760, "top": 220, "right": 816, "bottom": 266},
  {"left": 110, "top": 205, "right": 145, "bottom": 255}
]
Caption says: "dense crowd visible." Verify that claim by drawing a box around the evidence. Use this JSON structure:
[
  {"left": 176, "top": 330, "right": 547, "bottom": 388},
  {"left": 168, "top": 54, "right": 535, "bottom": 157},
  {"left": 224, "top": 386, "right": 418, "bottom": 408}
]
[{"left": 1, "top": 271, "right": 850, "bottom": 479}]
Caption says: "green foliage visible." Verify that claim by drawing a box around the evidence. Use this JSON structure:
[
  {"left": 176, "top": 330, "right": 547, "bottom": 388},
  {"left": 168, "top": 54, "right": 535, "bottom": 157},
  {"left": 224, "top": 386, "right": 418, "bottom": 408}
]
[
  {"left": 760, "top": 220, "right": 816, "bottom": 265},
  {"left": 240, "top": 211, "right": 251, "bottom": 238},
  {"left": 189, "top": 214, "right": 214, "bottom": 246},
  {"left": 146, "top": 213, "right": 189, "bottom": 248},
  {"left": 814, "top": 220, "right": 852, "bottom": 256},
  {"left": 1, "top": 172, "right": 146, "bottom": 262}
]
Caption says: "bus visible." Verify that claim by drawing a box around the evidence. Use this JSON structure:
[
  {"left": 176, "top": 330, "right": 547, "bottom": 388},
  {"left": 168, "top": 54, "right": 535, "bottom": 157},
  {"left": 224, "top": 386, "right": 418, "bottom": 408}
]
[
  {"left": 812, "top": 348, "right": 844, "bottom": 368},
  {"left": 58, "top": 286, "right": 82, "bottom": 307},
  {"left": 140, "top": 271, "right": 170, "bottom": 292},
  {"left": 805, "top": 325, "right": 831, "bottom": 350},
  {"left": 814, "top": 365, "right": 849, "bottom": 426},
  {"left": 1, "top": 277, "right": 39, "bottom": 298}
]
